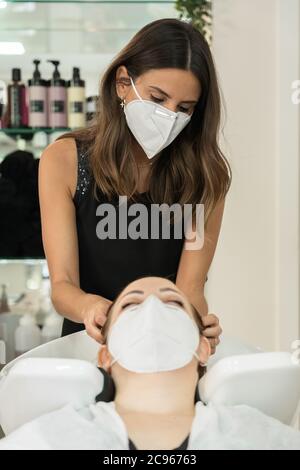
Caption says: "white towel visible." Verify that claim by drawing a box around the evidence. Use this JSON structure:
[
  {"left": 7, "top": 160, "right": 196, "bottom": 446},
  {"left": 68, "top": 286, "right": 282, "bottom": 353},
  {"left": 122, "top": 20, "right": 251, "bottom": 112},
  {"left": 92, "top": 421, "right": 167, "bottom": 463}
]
[{"left": 0, "top": 400, "right": 299, "bottom": 450}]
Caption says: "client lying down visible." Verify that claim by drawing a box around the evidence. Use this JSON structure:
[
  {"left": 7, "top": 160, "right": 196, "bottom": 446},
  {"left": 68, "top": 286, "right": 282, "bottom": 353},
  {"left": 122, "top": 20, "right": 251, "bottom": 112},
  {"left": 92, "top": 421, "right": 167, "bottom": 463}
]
[{"left": 0, "top": 276, "right": 300, "bottom": 450}]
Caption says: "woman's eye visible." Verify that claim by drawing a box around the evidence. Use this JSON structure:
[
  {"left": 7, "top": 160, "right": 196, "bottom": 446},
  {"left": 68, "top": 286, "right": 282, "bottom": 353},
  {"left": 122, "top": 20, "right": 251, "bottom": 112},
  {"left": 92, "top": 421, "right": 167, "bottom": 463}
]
[
  {"left": 151, "top": 95, "right": 164, "bottom": 103},
  {"left": 151, "top": 96, "right": 190, "bottom": 113}
]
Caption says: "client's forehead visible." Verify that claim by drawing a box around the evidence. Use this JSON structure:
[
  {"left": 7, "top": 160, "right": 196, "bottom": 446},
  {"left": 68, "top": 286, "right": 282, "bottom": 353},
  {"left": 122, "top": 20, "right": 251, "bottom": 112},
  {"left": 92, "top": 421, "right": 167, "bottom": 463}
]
[
  {"left": 121, "top": 276, "right": 178, "bottom": 297},
  {"left": 105, "top": 276, "right": 196, "bottom": 332}
]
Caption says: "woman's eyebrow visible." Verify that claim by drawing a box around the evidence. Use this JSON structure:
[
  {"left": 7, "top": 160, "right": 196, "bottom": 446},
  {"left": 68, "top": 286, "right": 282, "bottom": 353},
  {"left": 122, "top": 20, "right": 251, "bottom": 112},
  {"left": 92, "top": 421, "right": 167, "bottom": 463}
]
[{"left": 149, "top": 86, "right": 198, "bottom": 104}]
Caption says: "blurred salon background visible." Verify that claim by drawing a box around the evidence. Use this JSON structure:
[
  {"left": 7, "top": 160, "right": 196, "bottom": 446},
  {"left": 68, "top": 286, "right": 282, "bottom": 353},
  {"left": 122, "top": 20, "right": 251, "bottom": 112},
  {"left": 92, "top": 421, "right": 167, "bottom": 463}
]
[{"left": 0, "top": 0, "right": 299, "bottom": 362}]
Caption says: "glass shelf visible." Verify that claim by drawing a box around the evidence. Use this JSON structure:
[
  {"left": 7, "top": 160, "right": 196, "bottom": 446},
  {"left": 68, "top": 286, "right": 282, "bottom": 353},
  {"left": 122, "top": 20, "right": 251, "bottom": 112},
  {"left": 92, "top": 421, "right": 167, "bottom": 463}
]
[
  {"left": 0, "top": 127, "right": 72, "bottom": 161},
  {"left": 0, "top": 258, "right": 46, "bottom": 264},
  {"left": 0, "top": 127, "right": 71, "bottom": 135}
]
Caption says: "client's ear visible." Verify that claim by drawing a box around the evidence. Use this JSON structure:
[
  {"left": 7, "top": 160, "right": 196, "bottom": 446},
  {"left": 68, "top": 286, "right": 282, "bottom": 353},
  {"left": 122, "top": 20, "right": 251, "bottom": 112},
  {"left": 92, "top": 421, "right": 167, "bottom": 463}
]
[
  {"left": 98, "top": 346, "right": 112, "bottom": 372},
  {"left": 197, "top": 336, "right": 211, "bottom": 366}
]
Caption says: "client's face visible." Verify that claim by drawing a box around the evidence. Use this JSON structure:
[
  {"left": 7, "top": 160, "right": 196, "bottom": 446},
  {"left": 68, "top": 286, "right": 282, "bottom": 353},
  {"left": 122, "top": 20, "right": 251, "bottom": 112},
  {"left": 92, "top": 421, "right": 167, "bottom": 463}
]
[{"left": 98, "top": 276, "right": 210, "bottom": 374}]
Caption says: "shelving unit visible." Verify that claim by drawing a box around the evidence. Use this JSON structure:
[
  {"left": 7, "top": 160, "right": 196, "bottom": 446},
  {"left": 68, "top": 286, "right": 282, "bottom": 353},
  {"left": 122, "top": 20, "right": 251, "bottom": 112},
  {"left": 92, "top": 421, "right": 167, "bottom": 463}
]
[
  {"left": 0, "top": 0, "right": 179, "bottom": 259},
  {"left": 0, "top": 127, "right": 71, "bottom": 135},
  {"left": 0, "top": 0, "right": 178, "bottom": 160},
  {"left": 0, "top": 127, "right": 72, "bottom": 160}
]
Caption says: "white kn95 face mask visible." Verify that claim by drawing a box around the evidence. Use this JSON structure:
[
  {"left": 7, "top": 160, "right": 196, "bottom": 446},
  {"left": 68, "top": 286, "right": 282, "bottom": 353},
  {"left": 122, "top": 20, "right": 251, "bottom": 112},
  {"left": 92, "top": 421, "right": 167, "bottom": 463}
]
[
  {"left": 107, "top": 294, "right": 200, "bottom": 373},
  {"left": 123, "top": 76, "right": 192, "bottom": 159}
]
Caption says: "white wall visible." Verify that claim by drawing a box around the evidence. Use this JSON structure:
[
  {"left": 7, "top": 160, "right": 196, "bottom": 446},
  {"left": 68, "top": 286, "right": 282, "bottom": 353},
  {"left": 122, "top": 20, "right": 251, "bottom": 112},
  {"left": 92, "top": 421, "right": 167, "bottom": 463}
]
[{"left": 207, "top": 0, "right": 300, "bottom": 351}]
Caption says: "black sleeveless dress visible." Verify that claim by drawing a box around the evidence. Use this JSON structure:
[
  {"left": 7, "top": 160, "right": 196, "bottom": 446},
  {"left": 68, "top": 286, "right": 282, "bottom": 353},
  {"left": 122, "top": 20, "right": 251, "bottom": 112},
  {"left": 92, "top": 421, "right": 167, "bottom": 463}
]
[
  {"left": 128, "top": 434, "right": 190, "bottom": 451},
  {"left": 61, "top": 139, "right": 186, "bottom": 336}
]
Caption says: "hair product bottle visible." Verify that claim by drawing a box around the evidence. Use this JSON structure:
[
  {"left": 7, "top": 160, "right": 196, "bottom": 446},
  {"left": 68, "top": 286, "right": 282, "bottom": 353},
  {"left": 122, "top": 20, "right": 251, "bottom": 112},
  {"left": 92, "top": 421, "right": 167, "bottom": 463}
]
[
  {"left": 14, "top": 314, "right": 41, "bottom": 356},
  {"left": 86, "top": 95, "right": 98, "bottom": 123},
  {"left": 67, "top": 67, "right": 86, "bottom": 128},
  {"left": 47, "top": 60, "right": 67, "bottom": 128},
  {"left": 41, "top": 311, "right": 62, "bottom": 344},
  {"left": 28, "top": 59, "right": 48, "bottom": 128},
  {"left": 0, "top": 80, "right": 6, "bottom": 128},
  {"left": 0, "top": 284, "right": 10, "bottom": 314},
  {"left": 6, "top": 68, "right": 28, "bottom": 128}
]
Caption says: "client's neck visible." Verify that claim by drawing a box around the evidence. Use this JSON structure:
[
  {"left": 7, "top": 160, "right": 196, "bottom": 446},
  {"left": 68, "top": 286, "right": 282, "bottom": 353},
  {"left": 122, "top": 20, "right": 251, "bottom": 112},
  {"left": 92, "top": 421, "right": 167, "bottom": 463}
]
[{"left": 113, "top": 364, "right": 197, "bottom": 417}]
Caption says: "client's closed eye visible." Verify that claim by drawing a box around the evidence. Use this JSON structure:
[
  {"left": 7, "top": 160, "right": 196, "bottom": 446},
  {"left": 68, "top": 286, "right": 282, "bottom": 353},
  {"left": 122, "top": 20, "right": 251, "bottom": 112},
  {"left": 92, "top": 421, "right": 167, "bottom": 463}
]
[
  {"left": 121, "top": 302, "right": 138, "bottom": 310},
  {"left": 167, "top": 299, "right": 184, "bottom": 307}
]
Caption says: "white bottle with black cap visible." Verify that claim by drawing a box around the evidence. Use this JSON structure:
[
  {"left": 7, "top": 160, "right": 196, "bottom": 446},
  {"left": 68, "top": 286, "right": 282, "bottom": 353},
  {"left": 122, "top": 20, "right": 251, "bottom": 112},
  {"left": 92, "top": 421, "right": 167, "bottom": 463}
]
[
  {"left": 67, "top": 67, "right": 86, "bottom": 128},
  {"left": 47, "top": 60, "right": 67, "bottom": 128}
]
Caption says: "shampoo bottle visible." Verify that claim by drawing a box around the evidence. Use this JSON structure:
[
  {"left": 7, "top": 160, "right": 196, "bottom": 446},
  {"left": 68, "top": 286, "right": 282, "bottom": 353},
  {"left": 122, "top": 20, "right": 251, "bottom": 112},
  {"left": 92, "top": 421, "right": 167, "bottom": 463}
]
[
  {"left": 67, "top": 67, "right": 86, "bottom": 128},
  {"left": 15, "top": 314, "right": 41, "bottom": 356},
  {"left": 47, "top": 60, "right": 67, "bottom": 128},
  {"left": 28, "top": 59, "right": 48, "bottom": 128},
  {"left": 7, "top": 68, "right": 28, "bottom": 128}
]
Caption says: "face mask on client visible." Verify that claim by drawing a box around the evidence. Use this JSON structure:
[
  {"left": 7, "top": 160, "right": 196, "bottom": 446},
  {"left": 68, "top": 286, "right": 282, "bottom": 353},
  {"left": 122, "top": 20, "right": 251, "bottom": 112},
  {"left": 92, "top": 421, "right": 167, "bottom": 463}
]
[
  {"left": 122, "top": 76, "right": 192, "bottom": 159},
  {"left": 107, "top": 294, "right": 200, "bottom": 373}
]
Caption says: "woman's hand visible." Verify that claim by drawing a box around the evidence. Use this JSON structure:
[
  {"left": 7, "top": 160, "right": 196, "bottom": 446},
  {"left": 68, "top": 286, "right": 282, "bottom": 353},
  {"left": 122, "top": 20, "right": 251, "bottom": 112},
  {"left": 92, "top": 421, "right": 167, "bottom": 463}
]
[
  {"left": 201, "top": 313, "right": 222, "bottom": 355},
  {"left": 82, "top": 298, "right": 112, "bottom": 343}
]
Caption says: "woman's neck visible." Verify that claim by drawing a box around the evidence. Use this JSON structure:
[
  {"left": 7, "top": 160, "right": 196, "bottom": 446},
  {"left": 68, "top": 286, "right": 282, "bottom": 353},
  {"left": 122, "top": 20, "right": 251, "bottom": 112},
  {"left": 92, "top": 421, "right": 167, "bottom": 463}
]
[
  {"left": 132, "top": 139, "right": 150, "bottom": 166},
  {"left": 131, "top": 138, "right": 161, "bottom": 167},
  {"left": 113, "top": 366, "right": 197, "bottom": 417}
]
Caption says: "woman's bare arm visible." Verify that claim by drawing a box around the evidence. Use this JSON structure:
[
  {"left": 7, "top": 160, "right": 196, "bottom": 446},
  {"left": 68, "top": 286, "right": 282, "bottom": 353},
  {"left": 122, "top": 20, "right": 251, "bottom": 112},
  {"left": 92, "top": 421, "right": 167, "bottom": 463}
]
[
  {"left": 38, "top": 138, "right": 111, "bottom": 340},
  {"left": 176, "top": 197, "right": 226, "bottom": 352}
]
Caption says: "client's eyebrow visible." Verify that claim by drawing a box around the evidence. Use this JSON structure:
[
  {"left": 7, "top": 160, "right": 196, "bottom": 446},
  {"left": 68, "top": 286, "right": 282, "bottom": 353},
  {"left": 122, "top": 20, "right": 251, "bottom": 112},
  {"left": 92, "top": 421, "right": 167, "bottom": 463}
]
[
  {"left": 120, "top": 286, "right": 181, "bottom": 300},
  {"left": 159, "top": 287, "right": 181, "bottom": 294},
  {"left": 120, "top": 289, "right": 144, "bottom": 299}
]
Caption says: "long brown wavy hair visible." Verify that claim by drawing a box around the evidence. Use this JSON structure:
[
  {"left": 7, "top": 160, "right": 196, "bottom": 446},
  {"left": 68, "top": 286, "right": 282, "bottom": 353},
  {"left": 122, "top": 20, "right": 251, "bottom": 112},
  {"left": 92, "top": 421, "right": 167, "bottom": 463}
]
[{"left": 57, "top": 18, "right": 231, "bottom": 228}]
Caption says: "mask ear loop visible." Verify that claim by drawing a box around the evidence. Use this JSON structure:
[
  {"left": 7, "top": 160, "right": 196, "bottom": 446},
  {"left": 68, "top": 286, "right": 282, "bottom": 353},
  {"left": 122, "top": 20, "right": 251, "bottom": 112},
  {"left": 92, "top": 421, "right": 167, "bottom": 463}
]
[
  {"left": 120, "top": 76, "right": 141, "bottom": 109},
  {"left": 193, "top": 350, "right": 205, "bottom": 366},
  {"left": 109, "top": 357, "right": 117, "bottom": 368},
  {"left": 129, "top": 76, "right": 144, "bottom": 102},
  {"left": 193, "top": 345, "right": 207, "bottom": 366}
]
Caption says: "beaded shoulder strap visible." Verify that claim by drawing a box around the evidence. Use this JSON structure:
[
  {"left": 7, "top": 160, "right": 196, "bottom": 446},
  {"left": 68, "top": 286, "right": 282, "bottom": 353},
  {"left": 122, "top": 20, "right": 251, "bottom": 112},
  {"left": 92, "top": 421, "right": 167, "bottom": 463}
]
[{"left": 75, "top": 140, "right": 92, "bottom": 203}]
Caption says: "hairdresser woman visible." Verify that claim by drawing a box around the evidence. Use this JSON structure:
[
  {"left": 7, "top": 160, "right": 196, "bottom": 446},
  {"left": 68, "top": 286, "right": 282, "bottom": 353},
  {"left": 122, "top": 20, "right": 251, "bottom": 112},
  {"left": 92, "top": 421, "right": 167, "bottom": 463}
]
[{"left": 38, "top": 18, "right": 231, "bottom": 354}]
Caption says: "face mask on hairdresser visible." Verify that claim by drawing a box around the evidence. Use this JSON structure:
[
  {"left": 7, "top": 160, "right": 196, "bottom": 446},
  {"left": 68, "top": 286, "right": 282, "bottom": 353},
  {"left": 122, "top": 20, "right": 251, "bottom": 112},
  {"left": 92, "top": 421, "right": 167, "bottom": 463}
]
[
  {"left": 107, "top": 294, "right": 200, "bottom": 373},
  {"left": 123, "top": 76, "right": 192, "bottom": 159}
]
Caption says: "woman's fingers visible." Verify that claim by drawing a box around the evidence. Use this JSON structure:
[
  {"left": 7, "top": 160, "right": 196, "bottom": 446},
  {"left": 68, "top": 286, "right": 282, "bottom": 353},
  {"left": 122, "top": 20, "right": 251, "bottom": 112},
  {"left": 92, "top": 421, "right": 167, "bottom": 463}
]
[
  {"left": 202, "top": 325, "right": 222, "bottom": 338},
  {"left": 94, "top": 311, "right": 108, "bottom": 328},
  {"left": 83, "top": 300, "right": 111, "bottom": 344},
  {"left": 201, "top": 313, "right": 222, "bottom": 338},
  {"left": 208, "top": 337, "right": 219, "bottom": 355},
  {"left": 209, "top": 339, "right": 216, "bottom": 354},
  {"left": 200, "top": 313, "right": 222, "bottom": 355},
  {"left": 85, "top": 320, "right": 104, "bottom": 343},
  {"left": 201, "top": 313, "right": 219, "bottom": 328}
]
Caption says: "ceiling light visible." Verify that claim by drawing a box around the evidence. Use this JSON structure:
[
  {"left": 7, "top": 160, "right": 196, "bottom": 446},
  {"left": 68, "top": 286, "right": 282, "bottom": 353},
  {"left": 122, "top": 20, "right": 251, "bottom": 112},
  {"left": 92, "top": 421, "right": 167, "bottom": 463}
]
[{"left": 0, "top": 42, "right": 25, "bottom": 55}]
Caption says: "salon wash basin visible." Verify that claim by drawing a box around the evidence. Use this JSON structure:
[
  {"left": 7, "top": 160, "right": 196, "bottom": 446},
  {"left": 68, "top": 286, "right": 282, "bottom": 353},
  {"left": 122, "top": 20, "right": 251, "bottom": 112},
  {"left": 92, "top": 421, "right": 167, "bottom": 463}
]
[{"left": 0, "top": 331, "right": 299, "bottom": 435}]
